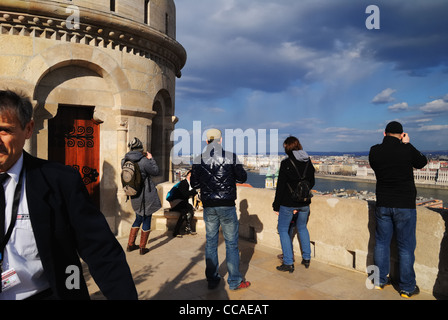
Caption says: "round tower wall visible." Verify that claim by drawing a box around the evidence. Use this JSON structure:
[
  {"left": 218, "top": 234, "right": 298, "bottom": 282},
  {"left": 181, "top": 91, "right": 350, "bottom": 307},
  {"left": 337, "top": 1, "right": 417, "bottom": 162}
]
[{"left": 0, "top": 0, "right": 185, "bottom": 235}]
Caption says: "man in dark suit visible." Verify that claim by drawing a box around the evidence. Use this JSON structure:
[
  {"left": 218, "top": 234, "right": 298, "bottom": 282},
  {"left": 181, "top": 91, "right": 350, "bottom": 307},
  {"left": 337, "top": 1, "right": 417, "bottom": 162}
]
[{"left": 0, "top": 90, "right": 137, "bottom": 300}]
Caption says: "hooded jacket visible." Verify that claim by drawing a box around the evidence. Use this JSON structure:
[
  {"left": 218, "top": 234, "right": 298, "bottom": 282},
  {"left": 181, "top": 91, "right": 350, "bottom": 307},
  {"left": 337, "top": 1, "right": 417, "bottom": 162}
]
[
  {"left": 273, "top": 150, "right": 315, "bottom": 212},
  {"left": 122, "top": 151, "right": 161, "bottom": 216},
  {"left": 190, "top": 142, "right": 247, "bottom": 207}
]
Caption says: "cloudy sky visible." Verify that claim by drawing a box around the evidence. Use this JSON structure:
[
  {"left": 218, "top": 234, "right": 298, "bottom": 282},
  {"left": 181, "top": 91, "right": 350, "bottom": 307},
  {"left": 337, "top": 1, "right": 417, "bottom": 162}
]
[{"left": 173, "top": 0, "right": 448, "bottom": 153}]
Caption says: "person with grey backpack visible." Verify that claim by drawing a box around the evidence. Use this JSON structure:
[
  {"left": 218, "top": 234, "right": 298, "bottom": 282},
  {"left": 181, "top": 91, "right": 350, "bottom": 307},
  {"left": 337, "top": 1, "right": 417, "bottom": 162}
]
[
  {"left": 273, "top": 136, "right": 315, "bottom": 273},
  {"left": 122, "top": 137, "right": 161, "bottom": 255}
]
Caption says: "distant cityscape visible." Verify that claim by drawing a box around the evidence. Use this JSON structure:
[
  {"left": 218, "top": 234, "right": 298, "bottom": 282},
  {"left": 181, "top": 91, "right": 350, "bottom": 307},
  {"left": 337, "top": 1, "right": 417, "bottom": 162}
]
[{"left": 172, "top": 152, "right": 448, "bottom": 210}]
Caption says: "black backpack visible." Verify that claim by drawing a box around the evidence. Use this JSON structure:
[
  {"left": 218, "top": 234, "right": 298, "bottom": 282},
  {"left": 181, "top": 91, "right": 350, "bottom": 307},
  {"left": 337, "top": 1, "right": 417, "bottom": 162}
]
[
  {"left": 286, "top": 158, "right": 312, "bottom": 202},
  {"left": 121, "top": 159, "right": 143, "bottom": 197}
]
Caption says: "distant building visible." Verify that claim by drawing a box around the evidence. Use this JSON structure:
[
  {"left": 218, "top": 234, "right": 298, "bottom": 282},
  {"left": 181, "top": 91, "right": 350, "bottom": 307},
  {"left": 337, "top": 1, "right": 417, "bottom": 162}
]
[
  {"left": 264, "top": 169, "right": 278, "bottom": 189},
  {"left": 265, "top": 173, "right": 274, "bottom": 189},
  {"left": 417, "top": 199, "right": 444, "bottom": 209},
  {"left": 356, "top": 165, "right": 375, "bottom": 178}
]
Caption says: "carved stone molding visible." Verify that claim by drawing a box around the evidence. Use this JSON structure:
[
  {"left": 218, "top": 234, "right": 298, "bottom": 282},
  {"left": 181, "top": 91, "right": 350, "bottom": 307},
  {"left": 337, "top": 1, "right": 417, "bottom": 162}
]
[{"left": 0, "top": 9, "right": 186, "bottom": 77}]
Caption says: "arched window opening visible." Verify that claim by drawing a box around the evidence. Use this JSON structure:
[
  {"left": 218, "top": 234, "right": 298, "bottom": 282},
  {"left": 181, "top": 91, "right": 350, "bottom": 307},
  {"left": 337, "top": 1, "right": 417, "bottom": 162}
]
[{"left": 144, "top": 0, "right": 150, "bottom": 25}]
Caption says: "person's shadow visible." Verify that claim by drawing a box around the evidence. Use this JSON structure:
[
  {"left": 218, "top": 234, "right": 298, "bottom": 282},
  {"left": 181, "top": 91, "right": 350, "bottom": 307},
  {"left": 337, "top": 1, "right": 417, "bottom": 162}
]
[
  {"left": 237, "top": 199, "right": 263, "bottom": 277},
  {"left": 432, "top": 208, "right": 448, "bottom": 300}
]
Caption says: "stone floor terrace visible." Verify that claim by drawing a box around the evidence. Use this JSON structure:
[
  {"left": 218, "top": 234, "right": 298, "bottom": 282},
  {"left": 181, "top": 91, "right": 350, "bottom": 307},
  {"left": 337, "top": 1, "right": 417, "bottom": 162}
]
[
  {"left": 85, "top": 183, "right": 447, "bottom": 306},
  {"left": 85, "top": 230, "right": 436, "bottom": 301}
]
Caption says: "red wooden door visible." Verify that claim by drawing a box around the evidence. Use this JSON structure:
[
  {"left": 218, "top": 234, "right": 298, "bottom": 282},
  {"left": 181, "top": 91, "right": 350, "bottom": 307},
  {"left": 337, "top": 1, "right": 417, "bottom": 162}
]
[{"left": 48, "top": 105, "right": 100, "bottom": 207}]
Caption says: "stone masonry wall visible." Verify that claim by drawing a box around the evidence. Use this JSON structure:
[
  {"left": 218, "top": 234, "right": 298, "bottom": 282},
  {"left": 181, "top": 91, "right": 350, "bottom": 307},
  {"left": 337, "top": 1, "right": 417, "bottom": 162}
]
[{"left": 156, "top": 182, "right": 448, "bottom": 298}]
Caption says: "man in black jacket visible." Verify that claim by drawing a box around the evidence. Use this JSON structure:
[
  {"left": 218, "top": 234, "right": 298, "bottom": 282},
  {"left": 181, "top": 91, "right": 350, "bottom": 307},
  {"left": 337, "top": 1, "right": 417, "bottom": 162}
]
[
  {"left": 369, "top": 121, "right": 427, "bottom": 299},
  {"left": 190, "top": 128, "right": 250, "bottom": 290},
  {"left": 0, "top": 90, "right": 137, "bottom": 300}
]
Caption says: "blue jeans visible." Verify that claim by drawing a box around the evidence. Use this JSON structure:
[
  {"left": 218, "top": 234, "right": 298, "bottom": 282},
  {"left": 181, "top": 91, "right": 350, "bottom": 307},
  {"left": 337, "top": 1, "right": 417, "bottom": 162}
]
[
  {"left": 374, "top": 207, "right": 417, "bottom": 292},
  {"left": 278, "top": 205, "right": 311, "bottom": 265},
  {"left": 203, "top": 206, "right": 242, "bottom": 290},
  {"left": 132, "top": 214, "right": 152, "bottom": 231}
]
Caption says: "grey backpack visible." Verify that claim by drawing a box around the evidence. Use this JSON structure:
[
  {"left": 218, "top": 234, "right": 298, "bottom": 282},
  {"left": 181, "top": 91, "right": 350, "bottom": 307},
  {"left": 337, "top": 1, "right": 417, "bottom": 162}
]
[{"left": 121, "top": 160, "right": 143, "bottom": 197}]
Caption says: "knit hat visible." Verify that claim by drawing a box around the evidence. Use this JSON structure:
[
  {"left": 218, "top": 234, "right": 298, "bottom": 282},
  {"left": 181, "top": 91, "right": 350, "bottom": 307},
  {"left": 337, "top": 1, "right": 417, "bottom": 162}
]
[
  {"left": 128, "top": 137, "right": 143, "bottom": 151},
  {"left": 385, "top": 121, "right": 403, "bottom": 134},
  {"left": 206, "top": 128, "right": 222, "bottom": 141}
]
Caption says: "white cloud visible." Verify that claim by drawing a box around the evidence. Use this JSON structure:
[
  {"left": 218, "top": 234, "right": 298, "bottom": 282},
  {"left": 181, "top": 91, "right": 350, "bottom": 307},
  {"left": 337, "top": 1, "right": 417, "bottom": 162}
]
[
  {"left": 417, "top": 125, "right": 448, "bottom": 131},
  {"left": 277, "top": 42, "right": 315, "bottom": 63},
  {"left": 388, "top": 102, "right": 409, "bottom": 112},
  {"left": 420, "top": 99, "right": 448, "bottom": 113},
  {"left": 372, "top": 88, "right": 397, "bottom": 104}
]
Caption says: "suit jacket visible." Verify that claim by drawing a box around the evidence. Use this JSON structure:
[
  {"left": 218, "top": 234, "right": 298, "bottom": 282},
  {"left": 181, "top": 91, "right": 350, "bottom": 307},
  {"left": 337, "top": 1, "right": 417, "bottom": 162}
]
[{"left": 24, "top": 152, "right": 137, "bottom": 300}]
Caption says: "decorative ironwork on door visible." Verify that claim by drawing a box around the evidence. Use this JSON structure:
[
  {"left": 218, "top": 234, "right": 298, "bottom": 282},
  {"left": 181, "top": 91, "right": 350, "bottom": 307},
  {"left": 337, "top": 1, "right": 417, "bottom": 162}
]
[
  {"left": 65, "top": 126, "right": 95, "bottom": 148},
  {"left": 71, "top": 165, "right": 99, "bottom": 186},
  {"left": 48, "top": 105, "right": 101, "bottom": 207}
]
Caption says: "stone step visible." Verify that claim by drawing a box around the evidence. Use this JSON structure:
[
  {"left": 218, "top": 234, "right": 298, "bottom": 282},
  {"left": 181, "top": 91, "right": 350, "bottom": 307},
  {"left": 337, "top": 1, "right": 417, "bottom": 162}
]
[{"left": 152, "top": 208, "right": 205, "bottom": 234}]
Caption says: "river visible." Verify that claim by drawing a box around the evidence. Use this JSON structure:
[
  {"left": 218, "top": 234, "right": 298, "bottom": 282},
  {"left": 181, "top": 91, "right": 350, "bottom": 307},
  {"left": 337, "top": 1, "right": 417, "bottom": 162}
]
[{"left": 246, "top": 171, "right": 448, "bottom": 206}]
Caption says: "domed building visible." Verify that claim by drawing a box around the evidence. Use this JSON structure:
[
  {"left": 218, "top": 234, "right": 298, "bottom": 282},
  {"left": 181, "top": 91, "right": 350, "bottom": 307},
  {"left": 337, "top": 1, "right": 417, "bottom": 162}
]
[{"left": 0, "top": 0, "right": 186, "bottom": 234}]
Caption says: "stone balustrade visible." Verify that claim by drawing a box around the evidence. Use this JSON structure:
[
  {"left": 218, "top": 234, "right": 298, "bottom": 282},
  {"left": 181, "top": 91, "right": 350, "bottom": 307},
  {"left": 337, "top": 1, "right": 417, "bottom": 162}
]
[{"left": 153, "top": 182, "right": 447, "bottom": 298}]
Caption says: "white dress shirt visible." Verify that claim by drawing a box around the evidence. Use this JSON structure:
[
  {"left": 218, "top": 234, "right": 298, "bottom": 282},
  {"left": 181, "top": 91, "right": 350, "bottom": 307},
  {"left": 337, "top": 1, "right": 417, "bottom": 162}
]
[{"left": 0, "top": 154, "right": 50, "bottom": 300}]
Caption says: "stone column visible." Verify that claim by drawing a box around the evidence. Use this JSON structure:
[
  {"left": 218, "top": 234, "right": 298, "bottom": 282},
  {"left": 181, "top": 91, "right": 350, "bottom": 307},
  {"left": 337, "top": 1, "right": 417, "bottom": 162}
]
[{"left": 116, "top": 118, "right": 129, "bottom": 236}]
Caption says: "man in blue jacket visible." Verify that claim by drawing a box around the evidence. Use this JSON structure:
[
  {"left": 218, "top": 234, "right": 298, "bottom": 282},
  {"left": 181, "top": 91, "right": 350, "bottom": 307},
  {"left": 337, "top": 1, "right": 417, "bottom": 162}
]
[
  {"left": 190, "top": 128, "right": 250, "bottom": 291},
  {"left": 369, "top": 121, "right": 427, "bottom": 299}
]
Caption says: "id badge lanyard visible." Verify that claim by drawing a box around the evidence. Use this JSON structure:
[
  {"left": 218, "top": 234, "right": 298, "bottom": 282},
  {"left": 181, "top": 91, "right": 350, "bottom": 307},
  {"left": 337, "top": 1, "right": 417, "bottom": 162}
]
[{"left": 0, "top": 168, "right": 25, "bottom": 275}]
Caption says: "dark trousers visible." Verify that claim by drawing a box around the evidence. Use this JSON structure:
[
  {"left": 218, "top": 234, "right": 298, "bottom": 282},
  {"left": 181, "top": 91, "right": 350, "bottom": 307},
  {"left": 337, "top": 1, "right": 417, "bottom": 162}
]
[{"left": 172, "top": 201, "right": 195, "bottom": 236}]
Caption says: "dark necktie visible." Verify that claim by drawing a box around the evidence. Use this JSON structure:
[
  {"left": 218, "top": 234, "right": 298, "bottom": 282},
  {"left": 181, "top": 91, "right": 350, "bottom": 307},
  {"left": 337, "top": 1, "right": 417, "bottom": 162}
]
[{"left": 0, "top": 172, "right": 10, "bottom": 244}]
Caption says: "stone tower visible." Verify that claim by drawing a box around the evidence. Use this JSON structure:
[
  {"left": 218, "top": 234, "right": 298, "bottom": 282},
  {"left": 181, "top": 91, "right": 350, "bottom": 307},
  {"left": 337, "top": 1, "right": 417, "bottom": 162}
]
[{"left": 0, "top": 0, "right": 186, "bottom": 234}]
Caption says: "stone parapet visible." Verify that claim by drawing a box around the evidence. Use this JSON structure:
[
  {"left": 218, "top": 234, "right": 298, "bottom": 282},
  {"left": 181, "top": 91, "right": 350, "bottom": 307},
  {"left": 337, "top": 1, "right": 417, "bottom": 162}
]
[{"left": 155, "top": 182, "right": 448, "bottom": 298}]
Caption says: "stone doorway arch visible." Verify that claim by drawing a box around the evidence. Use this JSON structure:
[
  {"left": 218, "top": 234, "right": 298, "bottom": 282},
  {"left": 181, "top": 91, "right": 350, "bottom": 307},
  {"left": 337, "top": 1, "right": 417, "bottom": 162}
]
[{"left": 150, "top": 89, "right": 175, "bottom": 184}]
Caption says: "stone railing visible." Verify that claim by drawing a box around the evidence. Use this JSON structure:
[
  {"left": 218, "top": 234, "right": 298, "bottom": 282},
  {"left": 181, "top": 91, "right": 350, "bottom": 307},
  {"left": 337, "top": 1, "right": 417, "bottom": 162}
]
[{"left": 154, "top": 182, "right": 447, "bottom": 298}]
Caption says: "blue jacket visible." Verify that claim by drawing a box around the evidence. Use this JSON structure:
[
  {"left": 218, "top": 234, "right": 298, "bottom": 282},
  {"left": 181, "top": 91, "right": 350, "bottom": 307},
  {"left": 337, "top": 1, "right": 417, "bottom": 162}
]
[{"left": 190, "top": 143, "right": 247, "bottom": 207}]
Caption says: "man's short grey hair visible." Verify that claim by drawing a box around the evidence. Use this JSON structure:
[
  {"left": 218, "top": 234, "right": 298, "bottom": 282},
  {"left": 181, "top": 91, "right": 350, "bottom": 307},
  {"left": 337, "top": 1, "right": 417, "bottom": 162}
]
[{"left": 0, "top": 90, "right": 33, "bottom": 129}]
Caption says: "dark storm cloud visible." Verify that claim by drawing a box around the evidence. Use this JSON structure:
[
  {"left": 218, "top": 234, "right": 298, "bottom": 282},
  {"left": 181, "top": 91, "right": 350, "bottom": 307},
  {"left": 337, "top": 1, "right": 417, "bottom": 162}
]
[
  {"left": 365, "top": 1, "right": 448, "bottom": 73},
  {"left": 176, "top": 0, "right": 448, "bottom": 100}
]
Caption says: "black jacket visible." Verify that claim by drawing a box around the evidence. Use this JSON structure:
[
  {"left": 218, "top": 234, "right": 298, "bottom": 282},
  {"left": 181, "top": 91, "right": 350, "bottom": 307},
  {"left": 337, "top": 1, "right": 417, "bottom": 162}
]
[
  {"left": 190, "top": 143, "right": 247, "bottom": 207},
  {"left": 175, "top": 179, "right": 197, "bottom": 201},
  {"left": 369, "top": 136, "right": 427, "bottom": 209},
  {"left": 273, "top": 151, "right": 315, "bottom": 212},
  {"left": 23, "top": 152, "right": 137, "bottom": 300}
]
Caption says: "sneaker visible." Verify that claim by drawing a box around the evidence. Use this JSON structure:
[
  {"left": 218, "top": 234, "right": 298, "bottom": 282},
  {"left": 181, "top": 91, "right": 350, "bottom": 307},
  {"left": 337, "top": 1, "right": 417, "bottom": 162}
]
[
  {"left": 374, "top": 278, "right": 391, "bottom": 290},
  {"left": 400, "top": 286, "right": 420, "bottom": 298},
  {"left": 232, "top": 280, "right": 251, "bottom": 290},
  {"left": 276, "top": 264, "right": 294, "bottom": 273},
  {"left": 185, "top": 228, "right": 197, "bottom": 235}
]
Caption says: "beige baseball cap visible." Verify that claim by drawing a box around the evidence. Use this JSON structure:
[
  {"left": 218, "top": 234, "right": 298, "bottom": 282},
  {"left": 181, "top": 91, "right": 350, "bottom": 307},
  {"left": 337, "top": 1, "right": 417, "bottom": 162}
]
[{"left": 206, "top": 128, "right": 222, "bottom": 141}]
